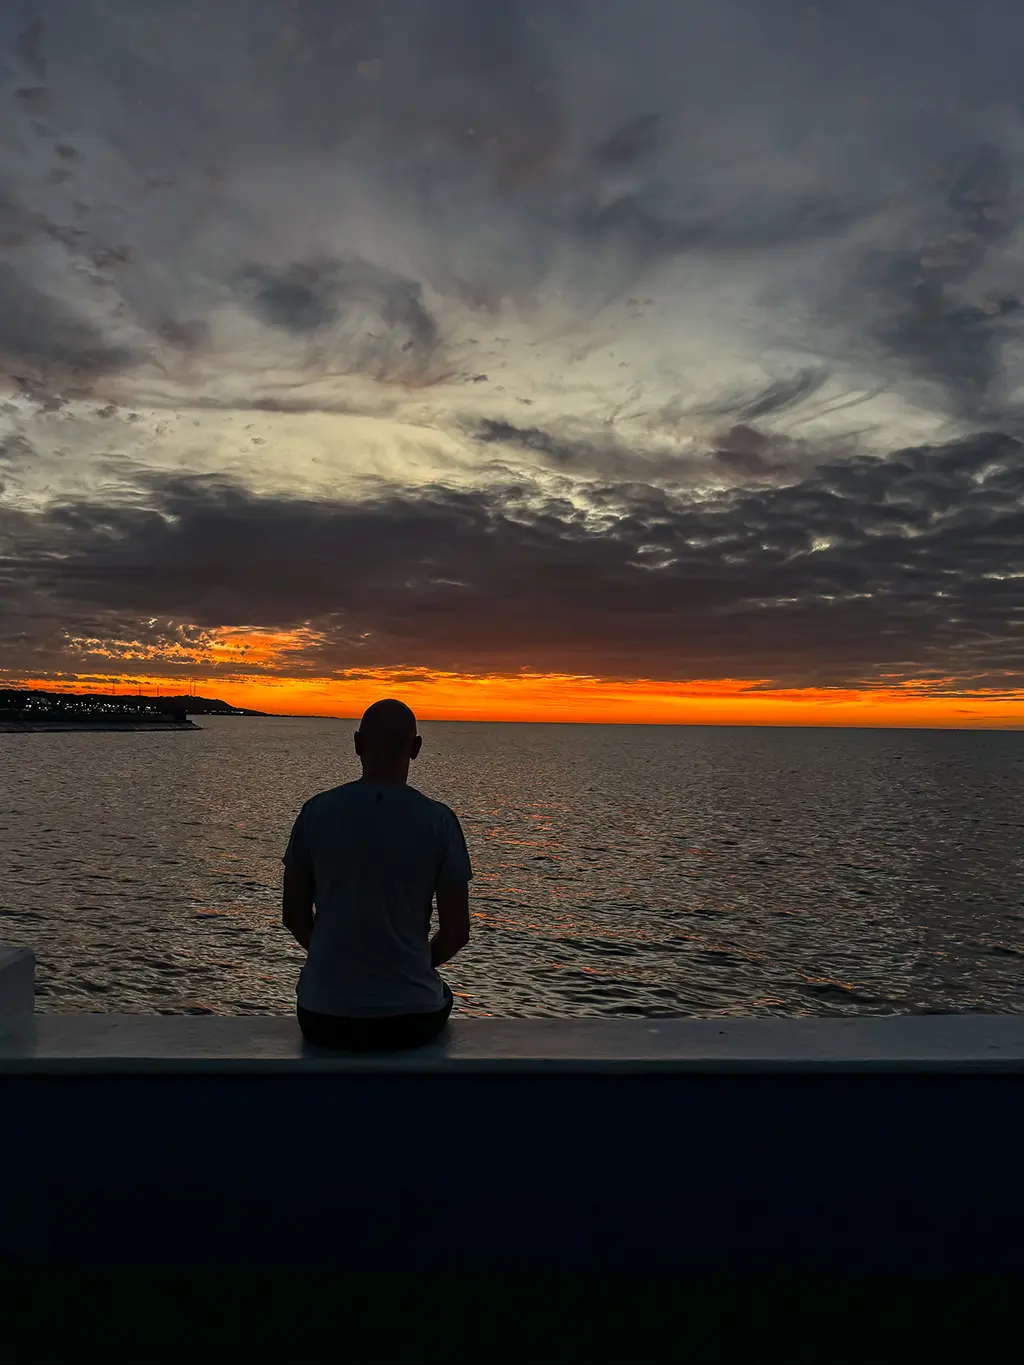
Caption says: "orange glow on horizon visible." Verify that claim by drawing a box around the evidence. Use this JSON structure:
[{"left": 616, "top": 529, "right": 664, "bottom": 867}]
[{"left": 6, "top": 668, "right": 1024, "bottom": 728}]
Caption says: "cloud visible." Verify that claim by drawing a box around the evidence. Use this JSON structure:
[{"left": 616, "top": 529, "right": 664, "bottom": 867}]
[
  {"left": 3, "top": 432, "right": 1023, "bottom": 689},
  {"left": 848, "top": 140, "right": 1023, "bottom": 420},
  {"left": 0, "top": 263, "right": 137, "bottom": 388},
  {"left": 475, "top": 411, "right": 828, "bottom": 488},
  {"left": 236, "top": 256, "right": 442, "bottom": 382},
  {"left": 594, "top": 113, "right": 664, "bottom": 169},
  {"left": 0, "top": 0, "right": 1022, "bottom": 432},
  {"left": 240, "top": 263, "right": 339, "bottom": 336}
]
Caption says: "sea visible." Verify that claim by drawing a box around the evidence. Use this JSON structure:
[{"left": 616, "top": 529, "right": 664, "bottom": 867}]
[{"left": 1, "top": 717, "right": 1022, "bottom": 1017}]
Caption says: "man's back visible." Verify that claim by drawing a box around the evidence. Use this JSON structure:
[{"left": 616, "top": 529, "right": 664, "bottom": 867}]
[{"left": 284, "top": 779, "right": 472, "bottom": 1018}]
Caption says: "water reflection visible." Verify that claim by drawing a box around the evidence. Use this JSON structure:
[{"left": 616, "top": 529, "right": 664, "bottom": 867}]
[{"left": 0, "top": 719, "right": 1021, "bottom": 1016}]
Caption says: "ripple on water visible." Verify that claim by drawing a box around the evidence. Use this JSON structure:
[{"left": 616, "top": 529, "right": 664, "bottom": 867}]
[{"left": 1, "top": 718, "right": 1022, "bottom": 1016}]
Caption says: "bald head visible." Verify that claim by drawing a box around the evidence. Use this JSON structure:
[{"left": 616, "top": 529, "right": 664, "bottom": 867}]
[{"left": 355, "top": 698, "right": 420, "bottom": 766}]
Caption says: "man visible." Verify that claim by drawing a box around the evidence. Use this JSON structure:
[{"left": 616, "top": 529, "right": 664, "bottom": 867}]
[{"left": 282, "top": 698, "right": 472, "bottom": 1050}]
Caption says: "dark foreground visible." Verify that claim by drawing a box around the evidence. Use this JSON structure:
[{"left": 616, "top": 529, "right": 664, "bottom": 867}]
[
  {"left": 2, "top": 1008, "right": 1020, "bottom": 1361},
  {"left": 1, "top": 1270, "right": 1016, "bottom": 1363}
]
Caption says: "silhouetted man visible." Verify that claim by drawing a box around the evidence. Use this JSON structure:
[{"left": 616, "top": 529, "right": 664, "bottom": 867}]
[{"left": 282, "top": 698, "right": 472, "bottom": 1050}]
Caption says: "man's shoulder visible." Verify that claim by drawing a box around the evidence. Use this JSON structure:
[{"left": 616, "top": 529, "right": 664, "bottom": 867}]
[
  {"left": 404, "top": 787, "right": 460, "bottom": 824},
  {"left": 303, "top": 781, "right": 360, "bottom": 813},
  {"left": 425, "top": 794, "right": 463, "bottom": 828},
  {"left": 302, "top": 783, "right": 458, "bottom": 824}
]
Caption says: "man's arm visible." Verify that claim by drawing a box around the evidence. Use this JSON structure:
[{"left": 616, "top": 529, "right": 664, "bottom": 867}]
[
  {"left": 431, "top": 881, "right": 470, "bottom": 967},
  {"left": 282, "top": 865, "right": 315, "bottom": 951}
]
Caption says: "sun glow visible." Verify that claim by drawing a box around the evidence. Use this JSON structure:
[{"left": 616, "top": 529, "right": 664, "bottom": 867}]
[{"left": 9, "top": 668, "right": 1024, "bottom": 728}]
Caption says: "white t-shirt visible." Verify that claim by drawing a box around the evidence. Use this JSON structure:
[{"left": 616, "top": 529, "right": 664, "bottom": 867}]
[{"left": 283, "top": 780, "right": 473, "bottom": 1018}]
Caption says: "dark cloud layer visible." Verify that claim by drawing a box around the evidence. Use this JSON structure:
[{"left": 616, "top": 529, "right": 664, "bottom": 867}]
[{"left": 3, "top": 433, "right": 1023, "bottom": 689}]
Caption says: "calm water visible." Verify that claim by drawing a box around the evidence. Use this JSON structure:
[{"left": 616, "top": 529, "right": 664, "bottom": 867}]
[{"left": 1, "top": 718, "right": 1022, "bottom": 1017}]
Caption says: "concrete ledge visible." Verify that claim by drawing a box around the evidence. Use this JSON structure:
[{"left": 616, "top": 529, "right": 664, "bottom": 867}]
[
  {"left": 4, "top": 939, "right": 1021, "bottom": 1279},
  {"left": 0, "top": 1010, "right": 1022, "bottom": 1073},
  {"left": 0, "top": 946, "right": 34, "bottom": 1039},
  {"left": 3, "top": 1009, "right": 1022, "bottom": 1277}
]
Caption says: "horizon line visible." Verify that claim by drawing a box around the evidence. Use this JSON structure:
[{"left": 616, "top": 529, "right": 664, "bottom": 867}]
[{"left": 262, "top": 713, "right": 1024, "bottom": 731}]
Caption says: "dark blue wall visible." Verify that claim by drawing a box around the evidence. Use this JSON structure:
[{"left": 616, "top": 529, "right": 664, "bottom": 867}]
[{"left": 2, "top": 1072, "right": 1021, "bottom": 1274}]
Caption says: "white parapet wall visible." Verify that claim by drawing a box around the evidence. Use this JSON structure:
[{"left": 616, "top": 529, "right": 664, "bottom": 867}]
[
  {"left": 1, "top": 1009, "right": 1024, "bottom": 1073},
  {"left": 0, "top": 944, "right": 34, "bottom": 1038}
]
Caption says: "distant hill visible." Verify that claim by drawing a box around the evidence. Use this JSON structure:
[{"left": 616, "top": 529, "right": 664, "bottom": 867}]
[{"left": 0, "top": 687, "right": 268, "bottom": 719}]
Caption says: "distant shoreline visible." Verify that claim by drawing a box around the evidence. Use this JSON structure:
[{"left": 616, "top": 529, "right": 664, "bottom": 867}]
[
  {"left": 0, "top": 721, "right": 201, "bottom": 733},
  {"left": 0, "top": 686, "right": 262, "bottom": 728}
]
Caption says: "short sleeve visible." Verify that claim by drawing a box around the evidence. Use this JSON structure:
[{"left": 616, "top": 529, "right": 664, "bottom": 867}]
[
  {"left": 282, "top": 801, "right": 313, "bottom": 875},
  {"left": 437, "top": 806, "right": 473, "bottom": 886}
]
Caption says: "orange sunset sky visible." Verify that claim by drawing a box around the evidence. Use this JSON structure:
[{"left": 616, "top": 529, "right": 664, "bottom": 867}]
[{"left": 10, "top": 667, "right": 1024, "bottom": 729}]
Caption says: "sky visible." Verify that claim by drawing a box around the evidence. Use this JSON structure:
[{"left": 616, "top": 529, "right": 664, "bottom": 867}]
[{"left": 2, "top": 0, "right": 1024, "bottom": 725}]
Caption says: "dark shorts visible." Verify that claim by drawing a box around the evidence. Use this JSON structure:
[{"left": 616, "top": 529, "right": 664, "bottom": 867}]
[{"left": 297, "top": 983, "right": 454, "bottom": 1053}]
